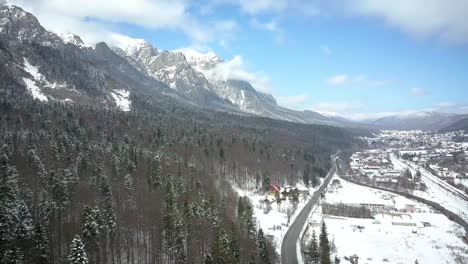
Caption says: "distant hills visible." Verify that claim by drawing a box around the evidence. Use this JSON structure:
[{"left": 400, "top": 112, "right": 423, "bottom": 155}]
[
  {"left": 439, "top": 116, "right": 468, "bottom": 132},
  {"left": 359, "top": 111, "right": 468, "bottom": 131}
]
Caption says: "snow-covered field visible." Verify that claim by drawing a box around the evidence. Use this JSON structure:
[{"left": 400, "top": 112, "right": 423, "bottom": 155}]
[
  {"left": 233, "top": 184, "right": 316, "bottom": 254},
  {"left": 324, "top": 177, "right": 426, "bottom": 212},
  {"left": 390, "top": 154, "right": 468, "bottom": 222},
  {"left": 308, "top": 213, "right": 467, "bottom": 264},
  {"left": 304, "top": 176, "right": 468, "bottom": 264}
]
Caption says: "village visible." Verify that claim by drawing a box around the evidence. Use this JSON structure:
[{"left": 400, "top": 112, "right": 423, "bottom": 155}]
[{"left": 357, "top": 130, "right": 468, "bottom": 193}]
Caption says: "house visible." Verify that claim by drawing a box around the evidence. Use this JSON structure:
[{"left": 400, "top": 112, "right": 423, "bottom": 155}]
[
  {"left": 269, "top": 185, "right": 281, "bottom": 196},
  {"left": 422, "top": 222, "right": 431, "bottom": 227}
]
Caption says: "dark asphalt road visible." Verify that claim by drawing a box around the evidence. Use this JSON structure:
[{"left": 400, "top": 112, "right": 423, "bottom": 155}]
[{"left": 280, "top": 156, "right": 337, "bottom": 264}]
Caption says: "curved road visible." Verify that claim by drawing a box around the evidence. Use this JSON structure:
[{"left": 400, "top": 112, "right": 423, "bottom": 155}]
[{"left": 280, "top": 156, "right": 337, "bottom": 264}]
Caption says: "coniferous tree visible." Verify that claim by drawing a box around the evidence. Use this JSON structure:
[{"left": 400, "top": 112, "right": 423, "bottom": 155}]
[
  {"left": 240, "top": 202, "right": 256, "bottom": 238},
  {"left": 16, "top": 200, "right": 34, "bottom": 256},
  {"left": 262, "top": 172, "right": 271, "bottom": 192},
  {"left": 311, "top": 173, "right": 320, "bottom": 188},
  {"left": 307, "top": 230, "right": 320, "bottom": 264},
  {"left": 303, "top": 164, "right": 310, "bottom": 187},
  {"left": 210, "top": 225, "right": 230, "bottom": 264},
  {"left": 81, "top": 206, "right": 102, "bottom": 263},
  {"left": 173, "top": 213, "right": 186, "bottom": 264},
  {"left": 0, "top": 152, "right": 21, "bottom": 263},
  {"left": 319, "top": 222, "right": 331, "bottom": 264},
  {"left": 228, "top": 224, "right": 241, "bottom": 264},
  {"left": 32, "top": 223, "right": 49, "bottom": 264},
  {"left": 203, "top": 254, "right": 213, "bottom": 264},
  {"left": 68, "top": 235, "right": 88, "bottom": 264},
  {"left": 150, "top": 155, "right": 162, "bottom": 191},
  {"left": 257, "top": 228, "right": 271, "bottom": 264}
]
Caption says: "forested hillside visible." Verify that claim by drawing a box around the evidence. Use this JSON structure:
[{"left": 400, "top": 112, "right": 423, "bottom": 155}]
[{"left": 0, "top": 95, "right": 361, "bottom": 264}]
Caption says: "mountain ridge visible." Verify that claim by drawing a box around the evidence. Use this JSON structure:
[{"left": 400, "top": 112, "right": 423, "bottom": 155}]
[
  {"left": 0, "top": 3, "right": 370, "bottom": 128},
  {"left": 369, "top": 110, "right": 467, "bottom": 131}
]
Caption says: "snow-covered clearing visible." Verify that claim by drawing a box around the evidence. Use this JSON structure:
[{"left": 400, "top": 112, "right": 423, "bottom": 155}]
[
  {"left": 22, "top": 57, "right": 70, "bottom": 101},
  {"left": 304, "top": 177, "right": 468, "bottom": 264},
  {"left": 232, "top": 184, "right": 316, "bottom": 254},
  {"left": 324, "top": 177, "right": 425, "bottom": 212},
  {"left": 22, "top": 77, "right": 48, "bottom": 102},
  {"left": 111, "top": 89, "right": 131, "bottom": 112},
  {"left": 22, "top": 58, "right": 48, "bottom": 101},
  {"left": 390, "top": 154, "right": 468, "bottom": 222}
]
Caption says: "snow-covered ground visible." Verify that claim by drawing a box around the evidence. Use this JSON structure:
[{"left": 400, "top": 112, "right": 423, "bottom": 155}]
[
  {"left": 22, "top": 57, "right": 70, "bottom": 101},
  {"left": 324, "top": 176, "right": 427, "bottom": 212},
  {"left": 455, "top": 178, "right": 468, "bottom": 189},
  {"left": 304, "top": 176, "right": 468, "bottom": 264},
  {"left": 233, "top": 184, "right": 316, "bottom": 254},
  {"left": 308, "top": 213, "right": 467, "bottom": 264},
  {"left": 23, "top": 58, "right": 48, "bottom": 101},
  {"left": 111, "top": 89, "right": 131, "bottom": 112},
  {"left": 390, "top": 154, "right": 468, "bottom": 222}
]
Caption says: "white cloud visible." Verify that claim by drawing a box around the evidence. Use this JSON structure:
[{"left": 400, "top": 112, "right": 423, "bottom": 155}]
[
  {"left": 410, "top": 87, "right": 427, "bottom": 97},
  {"left": 276, "top": 94, "right": 308, "bottom": 109},
  {"left": 326, "top": 74, "right": 349, "bottom": 86},
  {"left": 202, "top": 55, "right": 273, "bottom": 93},
  {"left": 218, "top": 0, "right": 468, "bottom": 44},
  {"left": 345, "top": 0, "right": 468, "bottom": 44},
  {"left": 326, "top": 73, "right": 390, "bottom": 87},
  {"left": 235, "top": 0, "right": 288, "bottom": 14},
  {"left": 250, "top": 18, "right": 285, "bottom": 44},
  {"left": 216, "top": 0, "right": 320, "bottom": 16},
  {"left": 8, "top": 0, "right": 236, "bottom": 47},
  {"left": 432, "top": 102, "right": 468, "bottom": 114},
  {"left": 434, "top": 102, "right": 456, "bottom": 108},
  {"left": 309, "top": 101, "right": 364, "bottom": 116}
]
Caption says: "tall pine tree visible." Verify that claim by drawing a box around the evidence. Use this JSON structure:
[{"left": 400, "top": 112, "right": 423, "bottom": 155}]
[
  {"left": 319, "top": 222, "right": 331, "bottom": 264},
  {"left": 257, "top": 228, "right": 271, "bottom": 264},
  {"left": 307, "top": 229, "right": 320, "bottom": 264},
  {"left": 68, "top": 235, "right": 88, "bottom": 264},
  {"left": 0, "top": 152, "right": 21, "bottom": 263}
]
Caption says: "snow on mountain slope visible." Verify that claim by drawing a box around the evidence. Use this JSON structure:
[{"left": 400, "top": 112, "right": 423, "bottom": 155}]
[
  {"left": 22, "top": 58, "right": 48, "bottom": 101},
  {"left": 111, "top": 89, "right": 131, "bottom": 112},
  {"left": 114, "top": 41, "right": 235, "bottom": 109},
  {"left": 59, "top": 33, "right": 94, "bottom": 49},
  {"left": 174, "top": 48, "right": 222, "bottom": 72}
]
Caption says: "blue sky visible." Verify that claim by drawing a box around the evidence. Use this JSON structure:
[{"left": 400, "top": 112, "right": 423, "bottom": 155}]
[{"left": 10, "top": 0, "right": 468, "bottom": 119}]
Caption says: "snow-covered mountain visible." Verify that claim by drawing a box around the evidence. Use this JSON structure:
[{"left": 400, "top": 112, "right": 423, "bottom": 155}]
[
  {"left": 113, "top": 40, "right": 233, "bottom": 109},
  {"left": 439, "top": 115, "right": 468, "bottom": 132},
  {"left": 370, "top": 111, "right": 467, "bottom": 131},
  {"left": 0, "top": 4, "right": 182, "bottom": 112},
  {"left": 174, "top": 48, "right": 222, "bottom": 72},
  {"left": 0, "top": 3, "right": 357, "bottom": 127},
  {"left": 118, "top": 41, "right": 346, "bottom": 125}
]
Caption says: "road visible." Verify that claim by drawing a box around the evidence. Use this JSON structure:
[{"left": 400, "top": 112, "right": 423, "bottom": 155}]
[
  {"left": 280, "top": 156, "right": 337, "bottom": 264},
  {"left": 390, "top": 154, "right": 468, "bottom": 222}
]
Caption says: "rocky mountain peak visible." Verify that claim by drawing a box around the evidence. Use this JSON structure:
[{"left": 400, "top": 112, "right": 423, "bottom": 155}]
[
  {"left": 59, "top": 33, "right": 89, "bottom": 48},
  {"left": 0, "top": 4, "right": 61, "bottom": 46},
  {"left": 175, "top": 48, "right": 222, "bottom": 72},
  {"left": 122, "top": 38, "right": 158, "bottom": 59}
]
